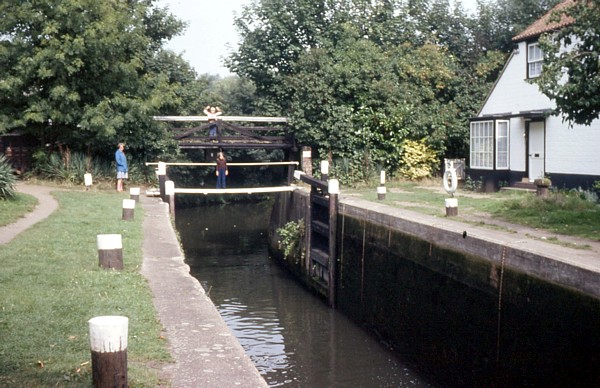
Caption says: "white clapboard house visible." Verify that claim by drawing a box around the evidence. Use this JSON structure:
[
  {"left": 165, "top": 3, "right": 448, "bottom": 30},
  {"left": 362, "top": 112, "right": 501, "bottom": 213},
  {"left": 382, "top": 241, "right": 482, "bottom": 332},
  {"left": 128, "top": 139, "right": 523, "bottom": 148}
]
[{"left": 469, "top": 0, "right": 600, "bottom": 191}]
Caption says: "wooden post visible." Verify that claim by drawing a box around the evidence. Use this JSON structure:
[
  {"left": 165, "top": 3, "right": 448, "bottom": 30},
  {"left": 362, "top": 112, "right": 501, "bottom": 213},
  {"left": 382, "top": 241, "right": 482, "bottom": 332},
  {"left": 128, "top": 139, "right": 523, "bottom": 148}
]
[
  {"left": 97, "top": 234, "right": 123, "bottom": 270},
  {"left": 88, "top": 316, "right": 128, "bottom": 388},
  {"left": 129, "top": 187, "right": 140, "bottom": 203},
  {"left": 377, "top": 170, "right": 386, "bottom": 200},
  {"left": 302, "top": 146, "right": 312, "bottom": 176},
  {"left": 328, "top": 179, "right": 339, "bottom": 308},
  {"left": 122, "top": 199, "right": 135, "bottom": 221},
  {"left": 157, "top": 162, "right": 167, "bottom": 202},
  {"left": 84, "top": 173, "right": 93, "bottom": 191},
  {"left": 165, "top": 180, "right": 175, "bottom": 216},
  {"left": 320, "top": 160, "right": 329, "bottom": 181},
  {"left": 445, "top": 198, "right": 458, "bottom": 217}
]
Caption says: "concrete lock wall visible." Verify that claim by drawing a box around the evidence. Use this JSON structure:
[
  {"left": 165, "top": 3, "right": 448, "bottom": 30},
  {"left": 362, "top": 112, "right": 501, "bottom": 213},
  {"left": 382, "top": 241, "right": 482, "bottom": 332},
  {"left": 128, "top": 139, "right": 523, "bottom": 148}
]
[{"left": 268, "top": 190, "right": 600, "bottom": 387}]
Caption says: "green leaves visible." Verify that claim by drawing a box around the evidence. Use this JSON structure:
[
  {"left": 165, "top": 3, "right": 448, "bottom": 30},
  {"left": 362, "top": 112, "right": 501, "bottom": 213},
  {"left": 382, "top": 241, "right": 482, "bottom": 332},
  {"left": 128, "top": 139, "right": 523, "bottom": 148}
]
[
  {"left": 0, "top": 0, "right": 189, "bottom": 160},
  {"left": 535, "top": 0, "right": 600, "bottom": 126}
]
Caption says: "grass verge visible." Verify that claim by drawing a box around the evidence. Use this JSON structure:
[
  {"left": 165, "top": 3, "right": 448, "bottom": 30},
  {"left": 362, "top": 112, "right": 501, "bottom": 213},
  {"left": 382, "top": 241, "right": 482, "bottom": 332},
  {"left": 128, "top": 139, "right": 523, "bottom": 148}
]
[
  {"left": 0, "top": 193, "right": 38, "bottom": 227},
  {"left": 345, "top": 181, "right": 600, "bottom": 242},
  {"left": 0, "top": 190, "right": 171, "bottom": 387}
]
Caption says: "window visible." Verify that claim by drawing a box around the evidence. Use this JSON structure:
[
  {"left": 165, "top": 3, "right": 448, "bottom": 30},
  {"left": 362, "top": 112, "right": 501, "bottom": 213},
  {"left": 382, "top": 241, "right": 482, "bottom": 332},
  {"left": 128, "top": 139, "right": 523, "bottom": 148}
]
[
  {"left": 496, "top": 120, "right": 509, "bottom": 169},
  {"left": 528, "top": 42, "right": 543, "bottom": 78},
  {"left": 470, "top": 121, "right": 494, "bottom": 169},
  {"left": 470, "top": 120, "right": 509, "bottom": 170}
]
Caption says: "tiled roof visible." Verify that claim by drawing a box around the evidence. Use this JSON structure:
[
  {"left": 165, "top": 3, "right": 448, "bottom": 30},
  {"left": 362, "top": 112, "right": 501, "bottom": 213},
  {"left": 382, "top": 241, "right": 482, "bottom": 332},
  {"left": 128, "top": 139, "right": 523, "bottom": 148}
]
[{"left": 512, "top": 0, "right": 576, "bottom": 42}]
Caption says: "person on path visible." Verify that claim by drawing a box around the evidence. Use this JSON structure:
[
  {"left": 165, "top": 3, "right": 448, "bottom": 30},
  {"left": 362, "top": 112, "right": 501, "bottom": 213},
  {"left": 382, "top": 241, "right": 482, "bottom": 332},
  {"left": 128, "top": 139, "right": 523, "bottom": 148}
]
[
  {"left": 115, "top": 143, "right": 128, "bottom": 192},
  {"left": 203, "top": 105, "right": 222, "bottom": 137},
  {"left": 216, "top": 151, "right": 228, "bottom": 189}
]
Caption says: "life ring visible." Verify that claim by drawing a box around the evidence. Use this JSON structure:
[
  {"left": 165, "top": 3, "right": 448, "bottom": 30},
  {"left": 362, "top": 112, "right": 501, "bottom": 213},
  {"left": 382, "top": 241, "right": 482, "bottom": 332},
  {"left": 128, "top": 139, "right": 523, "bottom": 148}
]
[{"left": 443, "top": 169, "right": 458, "bottom": 194}]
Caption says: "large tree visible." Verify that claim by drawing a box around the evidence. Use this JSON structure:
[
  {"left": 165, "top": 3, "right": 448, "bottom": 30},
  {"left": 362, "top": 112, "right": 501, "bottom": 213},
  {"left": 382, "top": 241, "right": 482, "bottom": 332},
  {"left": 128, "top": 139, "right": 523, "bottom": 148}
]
[
  {"left": 0, "top": 0, "right": 190, "bottom": 157},
  {"left": 535, "top": 0, "right": 600, "bottom": 126}
]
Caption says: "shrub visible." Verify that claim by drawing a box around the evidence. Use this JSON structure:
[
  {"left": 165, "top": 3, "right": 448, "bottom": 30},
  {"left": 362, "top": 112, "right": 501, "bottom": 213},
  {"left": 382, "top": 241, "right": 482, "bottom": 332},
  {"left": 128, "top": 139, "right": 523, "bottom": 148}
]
[
  {"left": 0, "top": 154, "right": 17, "bottom": 199},
  {"left": 398, "top": 139, "right": 439, "bottom": 180},
  {"left": 277, "top": 219, "right": 305, "bottom": 264}
]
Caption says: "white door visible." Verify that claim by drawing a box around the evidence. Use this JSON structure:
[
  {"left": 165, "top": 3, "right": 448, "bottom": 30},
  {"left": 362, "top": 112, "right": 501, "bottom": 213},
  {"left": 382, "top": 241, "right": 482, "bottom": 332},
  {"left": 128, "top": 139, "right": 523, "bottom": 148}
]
[{"left": 528, "top": 121, "right": 545, "bottom": 181}]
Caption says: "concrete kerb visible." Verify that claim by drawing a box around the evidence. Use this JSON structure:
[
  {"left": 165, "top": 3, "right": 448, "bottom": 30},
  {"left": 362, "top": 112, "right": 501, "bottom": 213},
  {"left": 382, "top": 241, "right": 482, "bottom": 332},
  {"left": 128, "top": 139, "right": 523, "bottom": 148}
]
[{"left": 139, "top": 194, "right": 268, "bottom": 388}]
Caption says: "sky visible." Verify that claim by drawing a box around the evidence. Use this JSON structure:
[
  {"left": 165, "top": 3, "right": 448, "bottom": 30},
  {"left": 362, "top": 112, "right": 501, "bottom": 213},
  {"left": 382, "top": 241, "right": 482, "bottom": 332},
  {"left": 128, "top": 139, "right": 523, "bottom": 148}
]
[{"left": 156, "top": 0, "right": 479, "bottom": 78}]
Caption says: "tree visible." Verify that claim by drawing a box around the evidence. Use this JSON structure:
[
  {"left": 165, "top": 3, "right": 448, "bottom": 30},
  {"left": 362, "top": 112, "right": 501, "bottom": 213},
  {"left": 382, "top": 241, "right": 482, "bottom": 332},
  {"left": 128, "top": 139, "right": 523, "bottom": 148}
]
[
  {"left": 0, "top": 0, "right": 189, "bottom": 158},
  {"left": 535, "top": 0, "right": 600, "bottom": 125}
]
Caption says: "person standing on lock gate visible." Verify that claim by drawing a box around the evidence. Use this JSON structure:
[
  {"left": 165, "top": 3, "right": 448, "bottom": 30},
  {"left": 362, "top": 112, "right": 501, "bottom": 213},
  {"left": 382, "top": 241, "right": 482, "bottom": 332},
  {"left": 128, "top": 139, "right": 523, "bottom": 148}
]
[
  {"left": 216, "top": 151, "right": 228, "bottom": 189},
  {"left": 203, "top": 105, "right": 222, "bottom": 137},
  {"left": 115, "top": 143, "right": 128, "bottom": 192}
]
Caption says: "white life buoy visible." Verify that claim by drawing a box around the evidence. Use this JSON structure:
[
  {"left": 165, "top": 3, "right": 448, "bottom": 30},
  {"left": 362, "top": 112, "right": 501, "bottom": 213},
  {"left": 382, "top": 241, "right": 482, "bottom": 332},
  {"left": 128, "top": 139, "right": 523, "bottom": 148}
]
[{"left": 443, "top": 169, "right": 458, "bottom": 194}]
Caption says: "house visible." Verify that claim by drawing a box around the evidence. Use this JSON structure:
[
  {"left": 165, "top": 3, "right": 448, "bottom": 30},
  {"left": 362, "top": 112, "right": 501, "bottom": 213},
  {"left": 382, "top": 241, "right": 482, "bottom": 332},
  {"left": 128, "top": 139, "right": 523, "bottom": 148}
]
[{"left": 468, "top": 0, "right": 600, "bottom": 192}]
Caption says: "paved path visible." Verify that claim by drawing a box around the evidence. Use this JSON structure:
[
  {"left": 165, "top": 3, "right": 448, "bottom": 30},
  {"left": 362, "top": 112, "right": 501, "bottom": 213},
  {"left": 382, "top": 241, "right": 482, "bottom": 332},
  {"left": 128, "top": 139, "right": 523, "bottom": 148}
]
[
  {"left": 0, "top": 183, "right": 59, "bottom": 245},
  {"left": 140, "top": 194, "right": 267, "bottom": 387}
]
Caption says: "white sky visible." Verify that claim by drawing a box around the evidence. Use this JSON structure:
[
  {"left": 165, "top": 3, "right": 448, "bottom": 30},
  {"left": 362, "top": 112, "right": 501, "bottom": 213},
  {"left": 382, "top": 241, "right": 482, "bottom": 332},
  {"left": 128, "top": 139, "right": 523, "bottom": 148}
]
[{"left": 156, "top": 0, "right": 479, "bottom": 77}]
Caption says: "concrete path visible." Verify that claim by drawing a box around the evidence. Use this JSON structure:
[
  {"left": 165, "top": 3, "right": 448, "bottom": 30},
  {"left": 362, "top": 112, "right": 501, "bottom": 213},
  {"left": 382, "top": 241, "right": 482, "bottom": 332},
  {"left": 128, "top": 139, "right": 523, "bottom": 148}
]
[
  {"left": 0, "top": 183, "right": 59, "bottom": 245},
  {"left": 139, "top": 194, "right": 268, "bottom": 387}
]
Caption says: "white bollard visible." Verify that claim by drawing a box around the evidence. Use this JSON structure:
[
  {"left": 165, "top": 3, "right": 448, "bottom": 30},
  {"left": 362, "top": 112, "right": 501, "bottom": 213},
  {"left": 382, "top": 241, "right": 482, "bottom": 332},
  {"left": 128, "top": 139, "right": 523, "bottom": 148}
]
[
  {"left": 122, "top": 199, "right": 135, "bottom": 221},
  {"left": 320, "top": 160, "right": 329, "bottom": 181},
  {"left": 84, "top": 173, "right": 93, "bottom": 190},
  {"left": 88, "top": 316, "right": 128, "bottom": 387},
  {"left": 378, "top": 170, "right": 386, "bottom": 200},
  {"left": 165, "top": 180, "right": 175, "bottom": 215},
  {"left": 445, "top": 198, "right": 458, "bottom": 217},
  {"left": 377, "top": 185, "right": 387, "bottom": 200},
  {"left": 328, "top": 179, "right": 339, "bottom": 195},
  {"left": 129, "top": 187, "right": 140, "bottom": 203},
  {"left": 96, "top": 234, "right": 123, "bottom": 269}
]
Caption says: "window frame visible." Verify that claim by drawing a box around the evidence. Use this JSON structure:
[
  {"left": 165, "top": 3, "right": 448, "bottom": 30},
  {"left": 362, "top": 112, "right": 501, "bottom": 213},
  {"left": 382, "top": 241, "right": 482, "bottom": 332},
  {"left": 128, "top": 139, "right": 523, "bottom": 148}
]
[
  {"left": 495, "top": 120, "right": 510, "bottom": 170},
  {"left": 527, "top": 42, "right": 543, "bottom": 79},
  {"left": 470, "top": 120, "right": 494, "bottom": 170},
  {"left": 469, "top": 119, "right": 510, "bottom": 170}
]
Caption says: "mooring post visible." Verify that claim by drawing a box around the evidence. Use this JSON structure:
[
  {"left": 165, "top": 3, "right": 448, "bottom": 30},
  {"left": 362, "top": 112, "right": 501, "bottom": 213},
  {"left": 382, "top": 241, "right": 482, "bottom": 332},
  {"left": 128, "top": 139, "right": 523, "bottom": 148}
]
[
  {"left": 122, "top": 199, "right": 135, "bottom": 221},
  {"left": 165, "top": 180, "right": 175, "bottom": 216},
  {"left": 129, "top": 187, "right": 140, "bottom": 203},
  {"left": 302, "top": 146, "right": 312, "bottom": 176},
  {"left": 377, "top": 170, "right": 386, "bottom": 200},
  {"left": 96, "top": 234, "right": 123, "bottom": 270},
  {"left": 320, "top": 160, "right": 329, "bottom": 181},
  {"left": 328, "top": 179, "right": 339, "bottom": 308},
  {"left": 157, "top": 161, "right": 167, "bottom": 202},
  {"left": 445, "top": 198, "right": 458, "bottom": 217},
  {"left": 88, "top": 315, "right": 128, "bottom": 388},
  {"left": 84, "top": 173, "right": 93, "bottom": 191}
]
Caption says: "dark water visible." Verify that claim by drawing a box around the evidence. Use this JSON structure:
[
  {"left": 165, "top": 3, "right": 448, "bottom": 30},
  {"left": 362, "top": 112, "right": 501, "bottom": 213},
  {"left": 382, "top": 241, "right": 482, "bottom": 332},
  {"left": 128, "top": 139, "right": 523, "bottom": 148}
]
[{"left": 175, "top": 200, "right": 432, "bottom": 387}]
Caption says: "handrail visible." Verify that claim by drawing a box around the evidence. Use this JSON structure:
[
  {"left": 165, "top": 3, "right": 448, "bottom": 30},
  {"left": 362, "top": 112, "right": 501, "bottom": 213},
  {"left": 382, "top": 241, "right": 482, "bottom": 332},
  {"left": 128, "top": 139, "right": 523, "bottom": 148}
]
[
  {"left": 145, "top": 161, "right": 298, "bottom": 167},
  {"left": 153, "top": 115, "right": 288, "bottom": 123},
  {"left": 173, "top": 186, "right": 297, "bottom": 195}
]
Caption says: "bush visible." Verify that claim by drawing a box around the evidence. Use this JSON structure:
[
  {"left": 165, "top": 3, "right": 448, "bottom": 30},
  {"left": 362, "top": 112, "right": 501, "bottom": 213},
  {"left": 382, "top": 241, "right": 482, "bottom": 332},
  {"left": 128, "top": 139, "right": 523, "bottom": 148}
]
[
  {"left": 277, "top": 219, "right": 305, "bottom": 264},
  {"left": 35, "top": 150, "right": 114, "bottom": 184},
  {"left": 398, "top": 139, "right": 439, "bottom": 180},
  {"left": 0, "top": 154, "right": 17, "bottom": 199}
]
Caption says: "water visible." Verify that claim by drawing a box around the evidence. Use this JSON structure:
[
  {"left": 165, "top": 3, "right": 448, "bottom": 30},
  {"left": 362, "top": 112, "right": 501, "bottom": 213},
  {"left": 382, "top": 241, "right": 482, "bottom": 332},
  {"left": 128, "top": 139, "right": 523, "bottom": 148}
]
[{"left": 175, "top": 200, "right": 432, "bottom": 387}]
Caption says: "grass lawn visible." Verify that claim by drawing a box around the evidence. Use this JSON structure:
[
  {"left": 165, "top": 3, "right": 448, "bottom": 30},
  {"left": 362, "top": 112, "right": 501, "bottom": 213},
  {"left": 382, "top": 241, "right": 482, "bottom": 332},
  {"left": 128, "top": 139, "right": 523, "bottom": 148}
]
[
  {"left": 0, "top": 193, "right": 38, "bottom": 227},
  {"left": 0, "top": 190, "right": 171, "bottom": 387},
  {"left": 344, "top": 180, "right": 600, "bottom": 242}
]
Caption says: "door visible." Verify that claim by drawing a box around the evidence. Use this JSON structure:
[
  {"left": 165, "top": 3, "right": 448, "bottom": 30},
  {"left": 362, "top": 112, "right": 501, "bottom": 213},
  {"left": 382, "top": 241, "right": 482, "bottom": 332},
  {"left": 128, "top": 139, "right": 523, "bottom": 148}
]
[{"left": 528, "top": 121, "right": 545, "bottom": 181}]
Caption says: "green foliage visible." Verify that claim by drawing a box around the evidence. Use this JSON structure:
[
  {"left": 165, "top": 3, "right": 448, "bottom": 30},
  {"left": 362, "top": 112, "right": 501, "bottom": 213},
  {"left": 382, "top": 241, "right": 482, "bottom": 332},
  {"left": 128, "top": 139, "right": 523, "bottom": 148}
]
[
  {"left": 277, "top": 219, "right": 305, "bottom": 264},
  {"left": 398, "top": 139, "right": 439, "bottom": 180},
  {"left": 0, "top": 154, "right": 17, "bottom": 199},
  {"left": 463, "top": 175, "right": 484, "bottom": 192},
  {"left": 0, "top": 0, "right": 191, "bottom": 160},
  {"left": 535, "top": 0, "right": 600, "bottom": 125}
]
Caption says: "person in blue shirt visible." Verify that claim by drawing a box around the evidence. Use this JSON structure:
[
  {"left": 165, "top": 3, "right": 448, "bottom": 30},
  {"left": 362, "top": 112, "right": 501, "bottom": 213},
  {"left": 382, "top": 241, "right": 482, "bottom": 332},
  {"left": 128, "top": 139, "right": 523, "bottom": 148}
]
[{"left": 115, "top": 143, "right": 128, "bottom": 192}]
